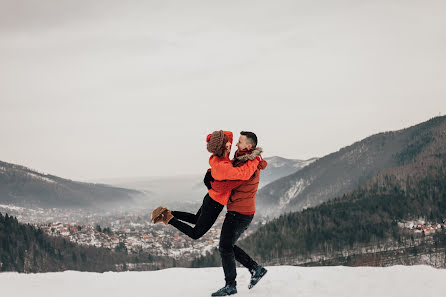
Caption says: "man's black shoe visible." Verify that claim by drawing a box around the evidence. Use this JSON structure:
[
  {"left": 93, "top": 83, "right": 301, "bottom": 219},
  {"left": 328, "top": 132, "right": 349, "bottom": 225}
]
[
  {"left": 211, "top": 283, "right": 237, "bottom": 296},
  {"left": 248, "top": 265, "right": 268, "bottom": 289}
]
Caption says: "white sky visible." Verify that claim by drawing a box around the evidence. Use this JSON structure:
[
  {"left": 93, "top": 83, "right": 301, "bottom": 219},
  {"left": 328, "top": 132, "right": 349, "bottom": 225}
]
[{"left": 1, "top": 0, "right": 445, "bottom": 181}]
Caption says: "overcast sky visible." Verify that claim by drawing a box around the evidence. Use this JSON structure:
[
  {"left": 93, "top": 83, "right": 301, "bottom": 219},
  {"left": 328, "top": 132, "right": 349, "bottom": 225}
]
[{"left": 1, "top": 0, "right": 445, "bottom": 181}]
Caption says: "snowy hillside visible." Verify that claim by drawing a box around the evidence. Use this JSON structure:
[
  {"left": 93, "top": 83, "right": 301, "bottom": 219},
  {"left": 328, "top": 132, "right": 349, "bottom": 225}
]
[
  {"left": 1, "top": 265, "right": 444, "bottom": 297},
  {"left": 265, "top": 156, "right": 316, "bottom": 169},
  {"left": 257, "top": 116, "right": 446, "bottom": 217},
  {"left": 260, "top": 156, "right": 317, "bottom": 188}
]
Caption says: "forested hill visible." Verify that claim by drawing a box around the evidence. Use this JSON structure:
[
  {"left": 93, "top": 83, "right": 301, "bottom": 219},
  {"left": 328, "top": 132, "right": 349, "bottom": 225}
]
[
  {"left": 0, "top": 213, "right": 172, "bottom": 272},
  {"left": 256, "top": 116, "right": 446, "bottom": 217},
  {"left": 191, "top": 116, "right": 446, "bottom": 268},
  {"left": 0, "top": 160, "right": 146, "bottom": 209}
]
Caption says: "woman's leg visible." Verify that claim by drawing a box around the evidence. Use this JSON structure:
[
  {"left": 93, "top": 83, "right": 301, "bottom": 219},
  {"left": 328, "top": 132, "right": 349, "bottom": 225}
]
[
  {"left": 171, "top": 203, "right": 202, "bottom": 225},
  {"left": 168, "top": 194, "right": 223, "bottom": 240}
]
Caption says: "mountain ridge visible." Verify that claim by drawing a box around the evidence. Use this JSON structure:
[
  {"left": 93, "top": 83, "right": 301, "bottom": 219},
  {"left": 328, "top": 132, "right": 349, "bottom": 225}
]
[
  {"left": 257, "top": 116, "right": 446, "bottom": 216},
  {"left": 191, "top": 116, "right": 446, "bottom": 268},
  {"left": 0, "top": 160, "right": 147, "bottom": 209}
]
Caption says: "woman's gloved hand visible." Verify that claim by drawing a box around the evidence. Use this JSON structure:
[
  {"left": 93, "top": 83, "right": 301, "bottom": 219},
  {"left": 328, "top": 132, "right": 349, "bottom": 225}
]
[{"left": 203, "top": 169, "right": 215, "bottom": 190}]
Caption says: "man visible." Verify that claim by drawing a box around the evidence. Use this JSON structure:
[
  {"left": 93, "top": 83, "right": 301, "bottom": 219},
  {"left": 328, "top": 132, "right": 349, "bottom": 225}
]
[{"left": 208, "top": 131, "right": 268, "bottom": 297}]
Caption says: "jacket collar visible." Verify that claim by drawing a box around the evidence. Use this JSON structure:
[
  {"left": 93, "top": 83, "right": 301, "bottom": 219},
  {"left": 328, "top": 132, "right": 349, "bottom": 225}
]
[{"left": 234, "top": 147, "right": 263, "bottom": 162}]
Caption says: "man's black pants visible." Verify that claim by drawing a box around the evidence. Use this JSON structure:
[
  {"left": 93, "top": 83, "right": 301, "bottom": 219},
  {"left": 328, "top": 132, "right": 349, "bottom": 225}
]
[{"left": 219, "top": 211, "right": 258, "bottom": 285}]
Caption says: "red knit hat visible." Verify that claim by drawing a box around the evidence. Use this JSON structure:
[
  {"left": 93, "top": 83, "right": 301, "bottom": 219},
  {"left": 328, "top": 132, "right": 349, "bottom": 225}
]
[{"left": 207, "top": 130, "right": 233, "bottom": 157}]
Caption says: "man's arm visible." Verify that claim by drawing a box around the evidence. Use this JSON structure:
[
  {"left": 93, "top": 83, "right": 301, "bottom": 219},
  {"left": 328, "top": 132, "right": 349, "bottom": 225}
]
[{"left": 210, "top": 179, "right": 246, "bottom": 193}]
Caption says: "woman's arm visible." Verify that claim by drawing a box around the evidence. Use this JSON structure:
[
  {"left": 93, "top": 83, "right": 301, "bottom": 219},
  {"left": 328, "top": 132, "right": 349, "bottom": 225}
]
[{"left": 210, "top": 157, "right": 259, "bottom": 181}]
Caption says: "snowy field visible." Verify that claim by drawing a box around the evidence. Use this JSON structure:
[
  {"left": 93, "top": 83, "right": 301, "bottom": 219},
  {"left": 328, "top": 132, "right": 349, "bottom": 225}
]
[{"left": 0, "top": 265, "right": 444, "bottom": 297}]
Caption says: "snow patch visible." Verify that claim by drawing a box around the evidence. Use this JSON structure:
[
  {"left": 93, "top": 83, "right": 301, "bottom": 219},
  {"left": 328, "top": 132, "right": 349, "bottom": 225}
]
[
  {"left": 267, "top": 156, "right": 293, "bottom": 168},
  {"left": 294, "top": 158, "right": 317, "bottom": 169},
  {"left": 279, "top": 178, "right": 309, "bottom": 208},
  {"left": 25, "top": 172, "right": 56, "bottom": 184},
  {"left": 0, "top": 204, "right": 27, "bottom": 211},
  {"left": 266, "top": 157, "right": 317, "bottom": 169}
]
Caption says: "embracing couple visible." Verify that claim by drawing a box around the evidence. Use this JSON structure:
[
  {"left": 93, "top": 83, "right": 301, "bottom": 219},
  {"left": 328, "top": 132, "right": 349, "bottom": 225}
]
[{"left": 151, "top": 130, "right": 268, "bottom": 296}]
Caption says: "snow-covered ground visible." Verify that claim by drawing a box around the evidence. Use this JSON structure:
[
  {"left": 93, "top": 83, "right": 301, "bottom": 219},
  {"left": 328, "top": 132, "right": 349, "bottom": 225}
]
[{"left": 0, "top": 265, "right": 444, "bottom": 297}]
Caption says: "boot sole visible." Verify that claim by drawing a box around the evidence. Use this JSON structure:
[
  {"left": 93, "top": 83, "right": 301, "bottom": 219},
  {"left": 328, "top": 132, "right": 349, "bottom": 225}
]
[{"left": 211, "top": 290, "right": 237, "bottom": 296}]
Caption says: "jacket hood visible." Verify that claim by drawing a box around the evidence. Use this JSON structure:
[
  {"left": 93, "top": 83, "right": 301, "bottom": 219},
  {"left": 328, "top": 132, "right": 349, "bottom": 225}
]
[
  {"left": 235, "top": 147, "right": 263, "bottom": 161},
  {"left": 235, "top": 147, "right": 267, "bottom": 170}
]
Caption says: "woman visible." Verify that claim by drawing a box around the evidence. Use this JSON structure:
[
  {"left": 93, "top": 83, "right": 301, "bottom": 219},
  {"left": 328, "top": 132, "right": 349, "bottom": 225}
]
[{"left": 150, "top": 130, "right": 261, "bottom": 240}]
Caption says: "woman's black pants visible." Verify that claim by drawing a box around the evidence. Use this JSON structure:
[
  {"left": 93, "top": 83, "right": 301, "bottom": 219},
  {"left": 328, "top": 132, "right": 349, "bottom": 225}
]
[{"left": 168, "top": 194, "right": 223, "bottom": 240}]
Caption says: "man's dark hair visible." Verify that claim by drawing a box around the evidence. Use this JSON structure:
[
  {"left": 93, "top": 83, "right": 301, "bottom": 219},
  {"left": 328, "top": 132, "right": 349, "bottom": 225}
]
[{"left": 240, "top": 131, "right": 257, "bottom": 148}]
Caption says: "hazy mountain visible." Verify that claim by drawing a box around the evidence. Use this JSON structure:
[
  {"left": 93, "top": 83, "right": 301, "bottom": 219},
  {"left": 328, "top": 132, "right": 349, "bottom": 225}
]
[
  {"left": 0, "top": 154, "right": 312, "bottom": 212},
  {"left": 91, "top": 156, "right": 316, "bottom": 211},
  {"left": 256, "top": 116, "right": 446, "bottom": 217},
  {"left": 90, "top": 174, "right": 207, "bottom": 212},
  {"left": 0, "top": 160, "right": 147, "bottom": 210},
  {"left": 260, "top": 156, "right": 317, "bottom": 188}
]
